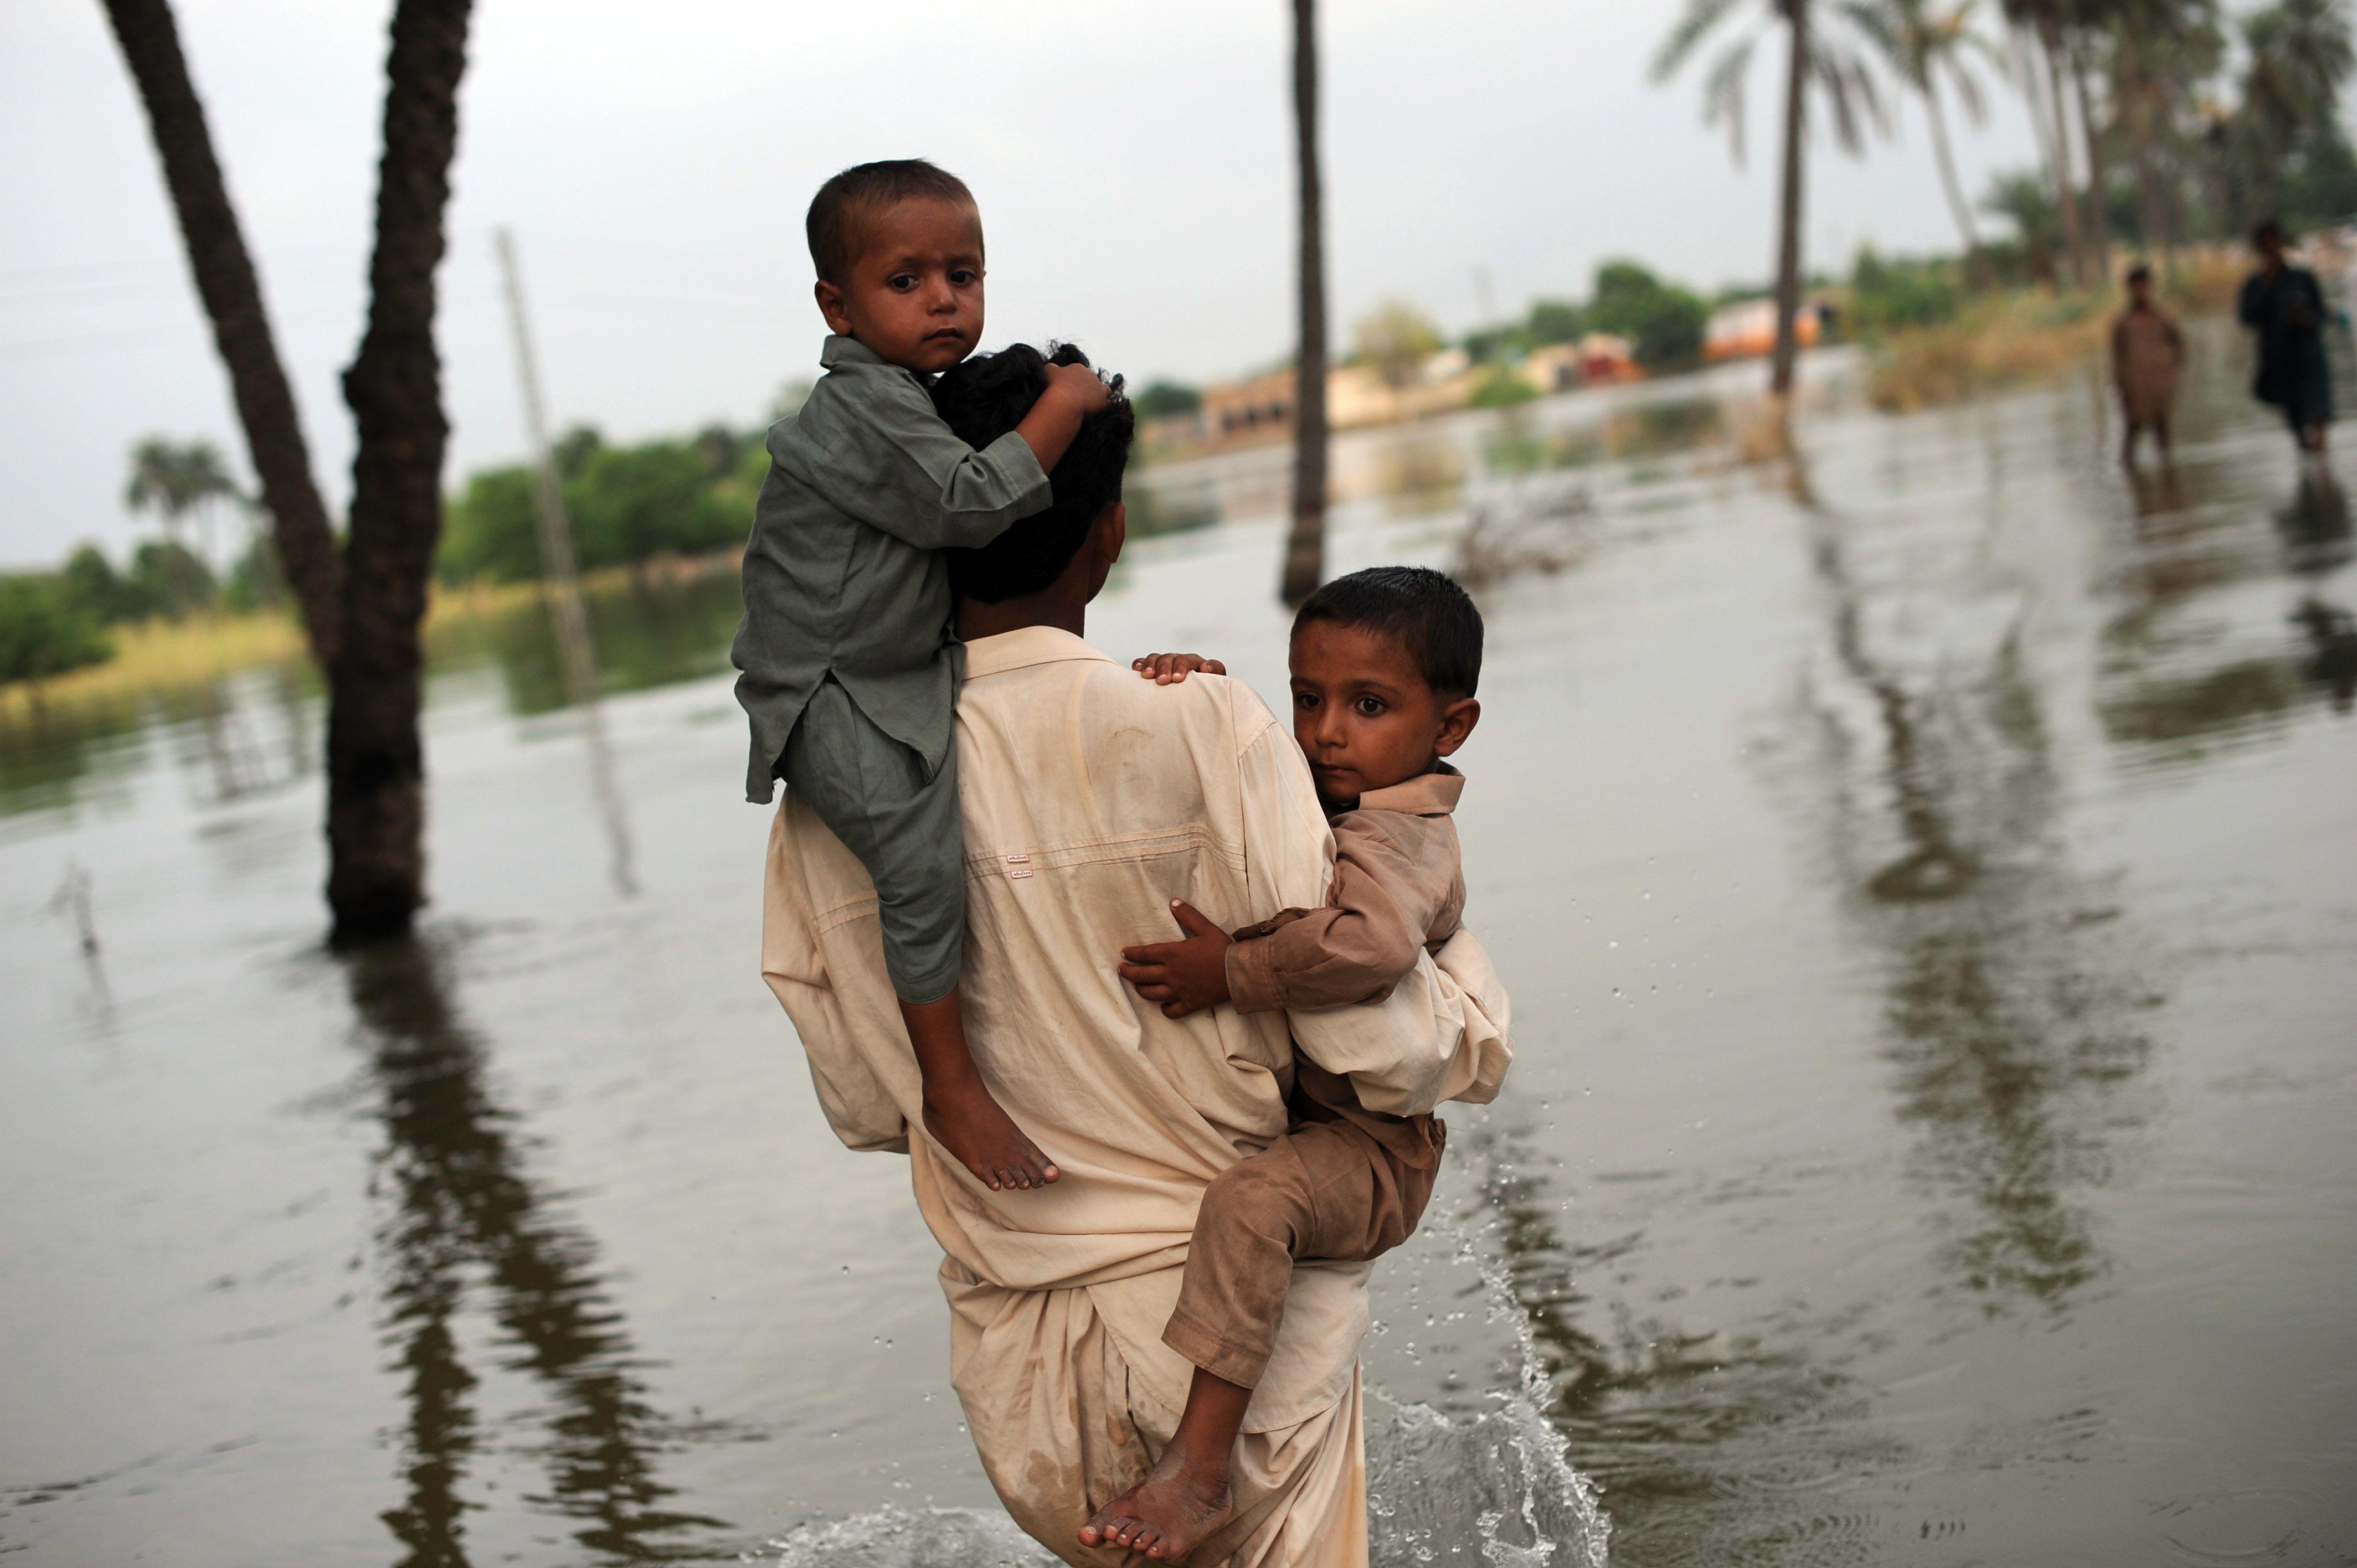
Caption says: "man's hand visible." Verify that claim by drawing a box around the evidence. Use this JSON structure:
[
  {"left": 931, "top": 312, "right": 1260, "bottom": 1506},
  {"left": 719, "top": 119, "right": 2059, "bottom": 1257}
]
[
  {"left": 1043, "top": 359, "right": 1113, "bottom": 417},
  {"left": 1130, "top": 652, "right": 1227, "bottom": 685},
  {"left": 1118, "top": 900, "right": 1233, "bottom": 1018}
]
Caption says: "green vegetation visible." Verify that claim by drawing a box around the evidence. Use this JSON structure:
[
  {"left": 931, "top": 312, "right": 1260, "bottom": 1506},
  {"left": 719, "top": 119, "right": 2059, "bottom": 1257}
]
[
  {"left": 1462, "top": 261, "right": 1708, "bottom": 374},
  {"left": 438, "top": 425, "right": 763, "bottom": 584},
  {"left": 1133, "top": 380, "right": 1203, "bottom": 421},
  {"left": 1846, "top": 248, "right": 1964, "bottom": 335},
  {"left": 1584, "top": 261, "right": 1709, "bottom": 370},
  {"left": 1466, "top": 365, "right": 1540, "bottom": 409},
  {"left": 0, "top": 576, "right": 112, "bottom": 688},
  {"left": 1352, "top": 300, "right": 1446, "bottom": 386}
]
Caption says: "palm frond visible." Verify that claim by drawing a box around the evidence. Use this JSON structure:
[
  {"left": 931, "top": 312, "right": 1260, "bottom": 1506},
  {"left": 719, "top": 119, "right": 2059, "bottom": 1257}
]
[
  {"left": 1654, "top": 0, "right": 1749, "bottom": 80},
  {"left": 1703, "top": 33, "right": 1761, "bottom": 164}
]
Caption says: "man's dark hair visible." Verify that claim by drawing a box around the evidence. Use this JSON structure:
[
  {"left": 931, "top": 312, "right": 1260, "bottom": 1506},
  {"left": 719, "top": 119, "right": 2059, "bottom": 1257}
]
[
  {"left": 931, "top": 344, "right": 1134, "bottom": 604},
  {"left": 1292, "top": 565, "right": 1484, "bottom": 699},
  {"left": 2253, "top": 216, "right": 2287, "bottom": 249},
  {"left": 806, "top": 159, "right": 976, "bottom": 285},
  {"left": 2127, "top": 262, "right": 2153, "bottom": 285}
]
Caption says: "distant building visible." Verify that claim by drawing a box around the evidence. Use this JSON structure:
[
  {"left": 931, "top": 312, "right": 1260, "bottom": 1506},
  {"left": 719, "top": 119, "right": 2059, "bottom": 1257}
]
[
  {"left": 1519, "top": 342, "right": 1587, "bottom": 394},
  {"left": 1575, "top": 333, "right": 1639, "bottom": 383},
  {"left": 1704, "top": 298, "right": 1826, "bottom": 363},
  {"left": 1200, "top": 370, "right": 1296, "bottom": 440}
]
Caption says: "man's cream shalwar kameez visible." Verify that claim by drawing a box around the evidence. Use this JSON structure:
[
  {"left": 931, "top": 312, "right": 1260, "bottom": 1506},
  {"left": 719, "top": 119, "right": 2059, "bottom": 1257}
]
[{"left": 763, "top": 626, "right": 1511, "bottom": 1567}]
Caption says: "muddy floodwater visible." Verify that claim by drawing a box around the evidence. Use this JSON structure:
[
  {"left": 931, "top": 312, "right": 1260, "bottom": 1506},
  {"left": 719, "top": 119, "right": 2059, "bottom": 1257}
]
[{"left": 6, "top": 323, "right": 2356, "bottom": 1567}]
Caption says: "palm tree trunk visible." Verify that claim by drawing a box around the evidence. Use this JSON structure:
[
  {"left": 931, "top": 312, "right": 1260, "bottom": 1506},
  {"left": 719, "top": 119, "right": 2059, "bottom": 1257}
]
[
  {"left": 1923, "top": 78, "right": 1982, "bottom": 262},
  {"left": 100, "top": 0, "right": 343, "bottom": 664},
  {"left": 2134, "top": 142, "right": 2171, "bottom": 269},
  {"left": 2036, "top": 19, "right": 2086, "bottom": 286},
  {"left": 1279, "top": 0, "right": 1328, "bottom": 606},
  {"left": 2067, "top": 36, "right": 2112, "bottom": 283},
  {"left": 1771, "top": 0, "right": 1809, "bottom": 399},
  {"left": 327, "top": 0, "right": 474, "bottom": 947}
]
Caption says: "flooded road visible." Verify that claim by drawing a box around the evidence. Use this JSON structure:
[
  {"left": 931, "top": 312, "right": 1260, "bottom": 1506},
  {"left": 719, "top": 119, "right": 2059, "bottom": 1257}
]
[{"left": 4, "top": 322, "right": 2355, "bottom": 1566}]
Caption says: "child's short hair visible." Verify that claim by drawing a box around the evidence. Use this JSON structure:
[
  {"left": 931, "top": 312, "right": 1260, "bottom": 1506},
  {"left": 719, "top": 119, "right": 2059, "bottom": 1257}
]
[
  {"left": 931, "top": 343, "right": 1134, "bottom": 604},
  {"left": 1293, "top": 566, "right": 1483, "bottom": 699},
  {"left": 2127, "top": 262, "right": 2153, "bottom": 285},
  {"left": 806, "top": 159, "right": 976, "bottom": 285}
]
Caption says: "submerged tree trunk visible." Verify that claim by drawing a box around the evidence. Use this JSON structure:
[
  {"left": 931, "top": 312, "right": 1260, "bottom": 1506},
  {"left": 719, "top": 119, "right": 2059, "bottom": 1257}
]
[
  {"left": 328, "top": 0, "right": 473, "bottom": 946},
  {"left": 1771, "top": 0, "right": 1810, "bottom": 399},
  {"left": 99, "top": 0, "right": 343, "bottom": 664},
  {"left": 102, "top": 0, "right": 473, "bottom": 947},
  {"left": 1279, "top": 0, "right": 1328, "bottom": 606}
]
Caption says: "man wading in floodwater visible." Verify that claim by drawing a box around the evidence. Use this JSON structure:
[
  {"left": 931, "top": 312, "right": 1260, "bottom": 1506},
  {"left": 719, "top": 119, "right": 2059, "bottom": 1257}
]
[
  {"left": 2239, "top": 217, "right": 2338, "bottom": 456},
  {"left": 759, "top": 343, "right": 1509, "bottom": 1565}
]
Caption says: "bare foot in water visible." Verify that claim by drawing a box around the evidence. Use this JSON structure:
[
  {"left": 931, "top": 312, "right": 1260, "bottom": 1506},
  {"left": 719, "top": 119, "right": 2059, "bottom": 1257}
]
[
  {"left": 1078, "top": 1437, "right": 1233, "bottom": 1561},
  {"left": 922, "top": 1078, "right": 1059, "bottom": 1192}
]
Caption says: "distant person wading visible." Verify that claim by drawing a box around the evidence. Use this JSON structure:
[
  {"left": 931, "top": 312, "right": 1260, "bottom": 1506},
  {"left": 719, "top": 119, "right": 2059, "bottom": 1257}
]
[{"left": 2238, "top": 218, "right": 2338, "bottom": 456}]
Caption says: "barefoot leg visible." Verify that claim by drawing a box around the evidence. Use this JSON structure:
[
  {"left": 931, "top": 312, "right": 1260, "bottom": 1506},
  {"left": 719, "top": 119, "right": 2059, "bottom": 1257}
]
[
  {"left": 1080, "top": 1367, "right": 1248, "bottom": 1560},
  {"left": 901, "top": 991, "right": 1059, "bottom": 1191}
]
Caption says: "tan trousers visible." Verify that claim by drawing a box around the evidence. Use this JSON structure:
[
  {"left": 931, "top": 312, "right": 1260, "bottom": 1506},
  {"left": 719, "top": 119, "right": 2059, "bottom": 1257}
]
[{"left": 1164, "top": 1107, "right": 1444, "bottom": 1389}]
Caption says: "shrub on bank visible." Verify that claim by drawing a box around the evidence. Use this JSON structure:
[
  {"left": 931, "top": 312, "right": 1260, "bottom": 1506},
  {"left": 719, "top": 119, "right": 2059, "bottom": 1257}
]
[
  {"left": 0, "top": 576, "right": 112, "bottom": 688},
  {"left": 440, "top": 430, "right": 764, "bottom": 585}
]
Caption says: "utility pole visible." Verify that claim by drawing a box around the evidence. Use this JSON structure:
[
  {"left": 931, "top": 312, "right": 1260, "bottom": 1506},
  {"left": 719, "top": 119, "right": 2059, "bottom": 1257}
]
[{"left": 494, "top": 227, "right": 637, "bottom": 896}]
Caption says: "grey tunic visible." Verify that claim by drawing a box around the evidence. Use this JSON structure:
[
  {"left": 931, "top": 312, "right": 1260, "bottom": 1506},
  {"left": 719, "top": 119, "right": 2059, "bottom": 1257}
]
[{"left": 733, "top": 334, "right": 1052, "bottom": 802}]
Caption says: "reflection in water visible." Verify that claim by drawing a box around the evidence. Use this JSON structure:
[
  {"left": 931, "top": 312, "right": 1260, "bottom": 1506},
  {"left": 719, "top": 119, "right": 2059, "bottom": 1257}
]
[
  {"left": 343, "top": 935, "right": 730, "bottom": 1565},
  {"left": 2096, "top": 450, "right": 2355, "bottom": 762},
  {"left": 1789, "top": 462, "right": 2159, "bottom": 1309},
  {"left": 2277, "top": 467, "right": 2353, "bottom": 580},
  {"left": 1453, "top": 1126, "right": 1878, "bottom": 1567}
]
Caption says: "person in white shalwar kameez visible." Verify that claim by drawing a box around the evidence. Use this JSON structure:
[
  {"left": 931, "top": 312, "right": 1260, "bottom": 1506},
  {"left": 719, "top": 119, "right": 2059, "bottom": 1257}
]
[{"left": 759, "top": 345, "right": 1510, "bottom": 1566}]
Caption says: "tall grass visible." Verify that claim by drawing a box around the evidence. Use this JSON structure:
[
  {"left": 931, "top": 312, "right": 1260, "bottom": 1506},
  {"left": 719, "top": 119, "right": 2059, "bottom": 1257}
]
[
  {"left": 1866, "top": 246, "right": 2250, "bottom": 414},
  {"left": 0, "top": 551, "right": 740, "bottom": 718}
]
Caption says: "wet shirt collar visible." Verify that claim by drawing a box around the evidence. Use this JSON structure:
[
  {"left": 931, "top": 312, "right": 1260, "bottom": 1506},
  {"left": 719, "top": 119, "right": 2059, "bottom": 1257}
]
[
  {"left": 961, "top": 625, "right": 1116, "bottom": 679},
  {"left": 1355, "top": 761, "right": 1463, "bottom": 818}
]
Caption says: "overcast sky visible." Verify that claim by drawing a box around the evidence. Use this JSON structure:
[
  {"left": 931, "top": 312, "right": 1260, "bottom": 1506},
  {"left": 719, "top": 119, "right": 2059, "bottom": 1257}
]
[{"left": 0, "top": 0, "right": 2062, "bottom": 568}]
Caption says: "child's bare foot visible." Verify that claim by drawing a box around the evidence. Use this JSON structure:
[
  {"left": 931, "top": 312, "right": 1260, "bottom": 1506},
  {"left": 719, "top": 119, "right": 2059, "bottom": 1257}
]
[
  {"left": 1078, "top": 1437, "right": 1233, "bottom": 1561},
  {"left": 922, "top": 1078, "right": 1059, "bottom": 1192}
]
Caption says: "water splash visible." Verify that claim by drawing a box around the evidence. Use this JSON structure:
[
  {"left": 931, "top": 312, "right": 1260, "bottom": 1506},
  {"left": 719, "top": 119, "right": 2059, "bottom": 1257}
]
[
  {"left": 770, "top": 1505, "right": 1058, "bottom": 1567},
  {"left": 767, "top": 1234, "right": 1609, "bottom": 1568},
  {"left": 1362, "top": 1230, "right": 1610, "bottom": 1568}
]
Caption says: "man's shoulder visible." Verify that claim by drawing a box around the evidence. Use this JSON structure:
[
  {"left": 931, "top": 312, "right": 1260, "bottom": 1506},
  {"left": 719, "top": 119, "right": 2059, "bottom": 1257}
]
[{"left": 1068, "top": 664, "right": 1283, "bottom": 755}]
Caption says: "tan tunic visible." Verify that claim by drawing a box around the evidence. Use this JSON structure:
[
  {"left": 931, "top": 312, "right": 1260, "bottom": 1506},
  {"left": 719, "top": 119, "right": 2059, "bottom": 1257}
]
[
  {"left": 1226, "top": 765, "right": 1470, "bottom": 1172},
  {"left": 761, "top": 626, "right": 1511, "bottom": 1567},
  {"left": 2112, "top": 306, "right": 2186, "bottom": 425}
]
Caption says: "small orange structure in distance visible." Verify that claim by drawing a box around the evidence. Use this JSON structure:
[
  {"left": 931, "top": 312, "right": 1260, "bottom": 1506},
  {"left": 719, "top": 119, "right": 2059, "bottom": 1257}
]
[{"left": 1704, "top": 298, "right": 1825, "bottom": 363}]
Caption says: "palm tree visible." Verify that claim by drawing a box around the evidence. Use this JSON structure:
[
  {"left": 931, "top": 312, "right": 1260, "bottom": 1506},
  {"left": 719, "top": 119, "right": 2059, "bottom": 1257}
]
[
  {"left": 2001, "top": 0, "right": 2090, "bottom": 283},
  {"left": 2052, "top": 1, "right": 2117, "bottom": 282},
  {"left": 1853, "top": 0, "right": 2000, "bottom": 262},
  {"left": 1278, "top": 0, "right": 1329, "bottom": 606},
  {"left": 124, "top": 435, "right": 238, "bottom": 612},
  {"left": 1656, "top": 0, "right": 1886, "bottom": 400},
  {"left": 2240, "top": 0, "right": 2354, "bottom": 145},
  {"left": 103, "top": 0, "right": 474, "bottom": 946},
  {"left": 2106, "top": 0, "right": 2224, "bottom": 264}
]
